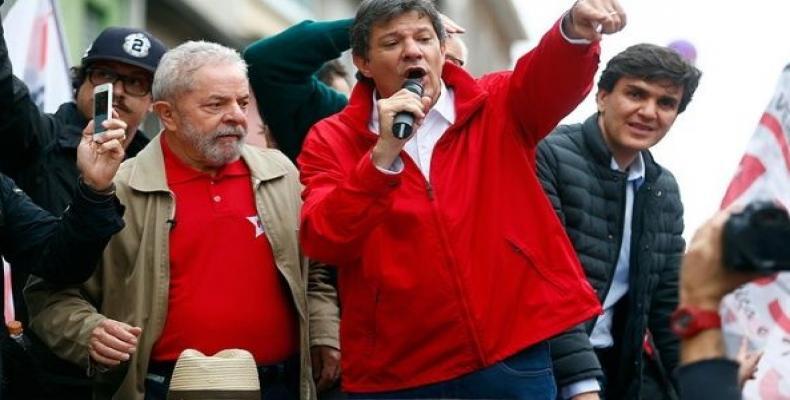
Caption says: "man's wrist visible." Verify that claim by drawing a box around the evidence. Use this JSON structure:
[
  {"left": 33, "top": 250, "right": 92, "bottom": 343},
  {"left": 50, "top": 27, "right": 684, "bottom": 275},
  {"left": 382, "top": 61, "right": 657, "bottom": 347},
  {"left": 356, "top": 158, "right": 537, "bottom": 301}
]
[
  {"left": 679, "top": 290, "right": 722, "bottom": 312},
  {"left": 76, "top": 177, "right": 117, "bottom": 206},
  {"left": 80, "top": 176, "right": 115, "bottom": 195},
  {"left": 680, "top": 329, "right": 726, "bottom": 365},
  {"left": 371, "top": 142, "right": 401, "bottom": 170}
]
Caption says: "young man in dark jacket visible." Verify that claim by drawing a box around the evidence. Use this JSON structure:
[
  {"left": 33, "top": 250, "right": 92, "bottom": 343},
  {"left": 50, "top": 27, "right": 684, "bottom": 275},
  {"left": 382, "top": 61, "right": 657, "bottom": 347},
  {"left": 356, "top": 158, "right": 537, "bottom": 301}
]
[
  {"left": 537, "top": 44, "right": 701, "bottom": 400},
  {"left": 0, "top": 4, "right": 166, "bottom": 216}
]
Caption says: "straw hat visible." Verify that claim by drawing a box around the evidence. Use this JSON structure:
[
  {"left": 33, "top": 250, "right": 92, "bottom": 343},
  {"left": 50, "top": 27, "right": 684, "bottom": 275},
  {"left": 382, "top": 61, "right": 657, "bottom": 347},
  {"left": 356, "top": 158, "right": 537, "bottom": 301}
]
[{"left": 167, "top": 349, "right": 260, "bottom": 400}]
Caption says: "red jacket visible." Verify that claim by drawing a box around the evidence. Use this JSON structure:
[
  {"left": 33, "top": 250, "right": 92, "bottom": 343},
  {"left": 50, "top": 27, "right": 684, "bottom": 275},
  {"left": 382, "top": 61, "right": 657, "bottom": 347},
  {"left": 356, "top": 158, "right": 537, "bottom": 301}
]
[{"left": 298, "top": 22, "right": 602, "bottom": 393}]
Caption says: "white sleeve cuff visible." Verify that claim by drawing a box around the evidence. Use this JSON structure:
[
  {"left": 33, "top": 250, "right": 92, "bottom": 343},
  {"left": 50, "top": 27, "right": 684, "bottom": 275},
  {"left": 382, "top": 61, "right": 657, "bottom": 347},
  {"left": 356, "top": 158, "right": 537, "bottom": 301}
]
[
  {"left": 561, "top": 378, "right": 601, "bottom": 399},
  {"left": 560, "top": 11, "right": 593, "bottom": 45},
  {"left": 372, "top": 155, "right": 404, "bottom": 175}
]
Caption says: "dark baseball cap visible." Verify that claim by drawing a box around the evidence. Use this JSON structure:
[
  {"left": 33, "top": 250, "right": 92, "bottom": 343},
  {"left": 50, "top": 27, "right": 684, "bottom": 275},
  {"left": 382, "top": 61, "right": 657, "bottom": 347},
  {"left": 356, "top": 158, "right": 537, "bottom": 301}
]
[{"left": 81, "top": 27, "right": 167, "bottom": 73}]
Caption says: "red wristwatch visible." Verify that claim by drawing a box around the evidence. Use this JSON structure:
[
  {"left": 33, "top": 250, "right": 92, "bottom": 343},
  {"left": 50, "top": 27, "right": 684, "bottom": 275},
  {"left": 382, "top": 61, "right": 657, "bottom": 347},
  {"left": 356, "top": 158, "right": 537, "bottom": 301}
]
[{"left": 670, "top": 306, "right": 721, "bottom": 339}]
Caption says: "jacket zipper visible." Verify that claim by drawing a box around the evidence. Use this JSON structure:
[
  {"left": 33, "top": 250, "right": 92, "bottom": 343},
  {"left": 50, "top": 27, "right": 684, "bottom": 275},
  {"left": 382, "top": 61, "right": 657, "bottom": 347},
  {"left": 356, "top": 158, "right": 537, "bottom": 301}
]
[{"left": 424, "top": 178, "right": 486, "bottom": 365}]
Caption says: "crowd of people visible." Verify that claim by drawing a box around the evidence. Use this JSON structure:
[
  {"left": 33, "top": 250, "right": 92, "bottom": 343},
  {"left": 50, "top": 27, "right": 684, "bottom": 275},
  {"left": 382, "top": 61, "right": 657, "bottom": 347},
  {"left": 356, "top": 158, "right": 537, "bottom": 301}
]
[{"left": 0, "top": 0, "right": 780, "bottom": 399}]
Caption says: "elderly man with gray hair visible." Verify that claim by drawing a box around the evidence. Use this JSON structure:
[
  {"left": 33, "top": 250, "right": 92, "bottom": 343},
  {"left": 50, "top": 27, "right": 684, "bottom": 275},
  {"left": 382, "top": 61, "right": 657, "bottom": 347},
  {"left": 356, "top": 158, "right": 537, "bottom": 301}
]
[{"left": 25, "top": 40, "right": 338, "bottom": 400}]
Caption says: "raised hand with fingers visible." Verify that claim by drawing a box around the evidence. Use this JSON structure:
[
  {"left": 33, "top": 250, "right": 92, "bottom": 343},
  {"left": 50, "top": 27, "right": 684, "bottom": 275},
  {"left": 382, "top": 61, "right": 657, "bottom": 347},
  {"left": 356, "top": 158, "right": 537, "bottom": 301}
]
[
  {"left": 77, "top": 111, "right": 127, "bottom": 192},
  {"left": 736, "top": 338, "right": 762, "bottom": 389},
  {"left": 371, "top": 87, "right": 431, "bottom": 169},
  {"left": 563, "top": 0, "right": 627, "bottom": 42},
  {"left": 439, "top": 13, "right": 465, "bottom": 36}
]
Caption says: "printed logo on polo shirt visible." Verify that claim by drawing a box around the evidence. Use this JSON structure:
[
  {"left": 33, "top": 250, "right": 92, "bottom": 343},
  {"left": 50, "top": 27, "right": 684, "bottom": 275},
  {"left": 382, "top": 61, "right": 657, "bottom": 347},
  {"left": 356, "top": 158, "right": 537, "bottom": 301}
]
[
  {"left": 122, "top": 33, "right": 151, "bottom": 58},
  {"left": 246, "top": 216, "right": 265, "bottom": 238}
]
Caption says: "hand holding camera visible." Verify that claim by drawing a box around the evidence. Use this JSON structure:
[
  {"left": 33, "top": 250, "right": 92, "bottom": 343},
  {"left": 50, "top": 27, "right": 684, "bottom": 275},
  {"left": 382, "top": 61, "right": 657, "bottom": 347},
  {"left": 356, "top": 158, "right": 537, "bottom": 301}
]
[{"left": 723, "top": 201, "right": 790, "bottom": 273}]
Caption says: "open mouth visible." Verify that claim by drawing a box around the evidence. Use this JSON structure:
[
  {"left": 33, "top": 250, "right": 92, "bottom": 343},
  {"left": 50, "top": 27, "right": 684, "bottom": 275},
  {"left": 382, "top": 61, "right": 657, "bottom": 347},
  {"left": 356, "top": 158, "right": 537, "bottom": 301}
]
[{"left": 405, "top": 67, "right": 427, "bottom": 80}]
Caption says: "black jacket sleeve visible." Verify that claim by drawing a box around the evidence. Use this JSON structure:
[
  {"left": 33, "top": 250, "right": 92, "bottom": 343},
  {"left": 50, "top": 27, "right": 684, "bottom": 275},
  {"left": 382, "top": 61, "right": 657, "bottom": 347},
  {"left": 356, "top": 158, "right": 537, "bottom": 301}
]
[
  {"left": 648, "top": 194, "right": 684, "bottom": 388},
  {"left": 0, "top": 8, "right": 60, "bottom": 175},
  {"left": 678, "top": 359, "right": 741, "bottom": 400},
  {"left": 536, "top": 138, "right": 566, "bottom": 224},
  {"left": 0, "top": 174, "right": 124, "bottom": 284},
  {"left": 537, "top": 136, "right": 604, "bottom": 389}
]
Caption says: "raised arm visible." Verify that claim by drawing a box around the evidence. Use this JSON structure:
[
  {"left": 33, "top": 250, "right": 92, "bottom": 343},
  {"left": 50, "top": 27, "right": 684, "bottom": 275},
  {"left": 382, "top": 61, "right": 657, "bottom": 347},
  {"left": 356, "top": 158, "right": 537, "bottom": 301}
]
[
  {"left": 0, "top": 8, "right": 61, "bottom": 174},
  {"left": 507, "top": 0, "right": 625, "bottom": 147},
  {"left": 244, "top": 19, "right": 352, "bottom": 161}
]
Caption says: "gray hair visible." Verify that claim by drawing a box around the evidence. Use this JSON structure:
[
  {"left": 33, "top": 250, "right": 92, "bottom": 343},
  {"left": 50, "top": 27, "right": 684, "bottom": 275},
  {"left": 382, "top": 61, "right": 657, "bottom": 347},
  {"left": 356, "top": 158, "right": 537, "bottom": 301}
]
[
  {"left": 351, "top": 0, "right": 446, "bottom": 59},
  {"left": 152, "top": 40, "right": 247, "bottom": 102}
]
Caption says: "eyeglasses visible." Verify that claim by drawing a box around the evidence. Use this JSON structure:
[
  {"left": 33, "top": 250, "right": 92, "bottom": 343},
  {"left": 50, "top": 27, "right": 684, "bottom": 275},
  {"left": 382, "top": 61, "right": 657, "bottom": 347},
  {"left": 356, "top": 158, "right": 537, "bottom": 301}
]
[{"left": 86, "top": 67, "right": 152, "bottom": 97}]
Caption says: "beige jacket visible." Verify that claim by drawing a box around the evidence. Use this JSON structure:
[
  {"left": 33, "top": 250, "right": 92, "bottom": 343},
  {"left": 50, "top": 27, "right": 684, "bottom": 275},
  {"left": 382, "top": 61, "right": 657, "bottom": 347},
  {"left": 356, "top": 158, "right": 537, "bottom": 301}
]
[{"left": 25, "top": 135, "right": 339, "bottom": 400}]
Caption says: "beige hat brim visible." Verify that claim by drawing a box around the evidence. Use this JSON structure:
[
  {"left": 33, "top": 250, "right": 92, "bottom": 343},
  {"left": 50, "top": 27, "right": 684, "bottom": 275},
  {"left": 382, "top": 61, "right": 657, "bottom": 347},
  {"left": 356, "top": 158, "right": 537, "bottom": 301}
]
[{"left": 167, "top": 389, "right": 261, "bottom": 400}]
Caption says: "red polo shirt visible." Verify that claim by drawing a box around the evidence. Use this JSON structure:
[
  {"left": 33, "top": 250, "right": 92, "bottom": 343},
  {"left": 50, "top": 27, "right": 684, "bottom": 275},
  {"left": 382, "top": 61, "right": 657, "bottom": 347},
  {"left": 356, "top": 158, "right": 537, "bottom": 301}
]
[{"left": 151, "top": 135, "right": 299, "bottom": 365}]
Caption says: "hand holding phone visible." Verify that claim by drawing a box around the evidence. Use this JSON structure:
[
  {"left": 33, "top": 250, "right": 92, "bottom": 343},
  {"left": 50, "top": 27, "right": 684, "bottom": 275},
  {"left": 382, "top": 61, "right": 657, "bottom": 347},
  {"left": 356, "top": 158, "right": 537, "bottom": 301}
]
[{"left": 93, "top": 83, "right": 113, "bottom": 138}]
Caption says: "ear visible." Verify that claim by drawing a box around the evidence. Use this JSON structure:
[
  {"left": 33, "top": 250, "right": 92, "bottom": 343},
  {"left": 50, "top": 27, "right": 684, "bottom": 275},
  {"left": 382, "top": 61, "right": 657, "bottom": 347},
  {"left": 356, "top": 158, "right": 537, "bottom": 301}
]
[
  {"left": 152, "top": 101, "right": 178, "bottom": 131},
  {"left": 353, "top": 53, "right": 373, "bottom": 79},
  {"left": 595, "top": 89, "right": 609, "bottom": 113}
]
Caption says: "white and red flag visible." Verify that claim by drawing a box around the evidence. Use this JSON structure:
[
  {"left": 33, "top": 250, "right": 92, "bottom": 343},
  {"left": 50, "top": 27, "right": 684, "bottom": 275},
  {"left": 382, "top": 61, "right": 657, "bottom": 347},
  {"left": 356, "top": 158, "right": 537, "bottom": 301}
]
[
  {"left": 3, "top": 0, "right": 71, "bottom": 113},
  {"left": 2, "top": 0, "right": 71, "bottom": 323},
  {"left": 720, "top": 66, "right": 790, "bottom": 399}
]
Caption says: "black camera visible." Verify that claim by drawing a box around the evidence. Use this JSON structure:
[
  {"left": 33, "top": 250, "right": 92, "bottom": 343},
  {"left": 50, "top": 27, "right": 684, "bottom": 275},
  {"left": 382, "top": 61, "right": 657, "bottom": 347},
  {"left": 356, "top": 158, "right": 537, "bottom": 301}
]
[{"left": 723, "top": 201, "right": 790, "bottom": 272}]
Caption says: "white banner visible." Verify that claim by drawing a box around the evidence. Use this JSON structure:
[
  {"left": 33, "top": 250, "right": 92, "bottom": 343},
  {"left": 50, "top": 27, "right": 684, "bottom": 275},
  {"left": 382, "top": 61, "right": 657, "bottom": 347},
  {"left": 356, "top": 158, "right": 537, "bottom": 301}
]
[
  {"left": 3, "top": 0, "right": 71, "bottom": 113},
  {"left": 720, "top": 66, "right": 790, "bottom": 400}
]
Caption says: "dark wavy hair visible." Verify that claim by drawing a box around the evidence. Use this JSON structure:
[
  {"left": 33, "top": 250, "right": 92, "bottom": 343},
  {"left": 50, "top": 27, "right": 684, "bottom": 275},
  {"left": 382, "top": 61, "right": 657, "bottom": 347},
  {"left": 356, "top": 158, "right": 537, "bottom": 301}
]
[
  {"left": 598, "top": 43, "right": 702, "bottom": 113},
  {"left": 351, "top": 0, "right": 446, "bottom": 60}
]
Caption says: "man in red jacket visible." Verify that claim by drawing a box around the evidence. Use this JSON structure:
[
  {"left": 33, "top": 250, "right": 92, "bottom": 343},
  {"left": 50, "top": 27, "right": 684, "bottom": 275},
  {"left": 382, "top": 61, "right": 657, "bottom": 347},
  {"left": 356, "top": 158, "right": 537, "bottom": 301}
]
[{"left": 298, "top": 0, "right": 626, "bottom": 398}]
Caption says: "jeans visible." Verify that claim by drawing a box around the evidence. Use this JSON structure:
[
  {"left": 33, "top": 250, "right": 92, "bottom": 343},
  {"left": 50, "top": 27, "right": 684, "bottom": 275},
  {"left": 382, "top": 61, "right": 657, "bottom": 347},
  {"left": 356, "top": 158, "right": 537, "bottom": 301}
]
[{"left": 347, "top": 342, "right": 556, "bottom": 399}]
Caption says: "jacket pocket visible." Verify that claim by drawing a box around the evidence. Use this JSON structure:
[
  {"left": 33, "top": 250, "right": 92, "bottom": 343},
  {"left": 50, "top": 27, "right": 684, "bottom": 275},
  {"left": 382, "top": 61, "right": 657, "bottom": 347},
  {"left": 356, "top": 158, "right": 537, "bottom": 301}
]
[{"left": 505, "top": 236, "right": 569, "bottom": 292}]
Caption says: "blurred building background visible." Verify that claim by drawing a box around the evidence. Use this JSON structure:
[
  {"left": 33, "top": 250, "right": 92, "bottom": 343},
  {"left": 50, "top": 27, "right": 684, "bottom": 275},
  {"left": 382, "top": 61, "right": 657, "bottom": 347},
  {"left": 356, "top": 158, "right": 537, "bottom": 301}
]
[
  {"left": 2, "top": 0, "right": 527, "bottom": 133},
  {"left": 4, "top": 0, "right": 526, "bottom": 75}
]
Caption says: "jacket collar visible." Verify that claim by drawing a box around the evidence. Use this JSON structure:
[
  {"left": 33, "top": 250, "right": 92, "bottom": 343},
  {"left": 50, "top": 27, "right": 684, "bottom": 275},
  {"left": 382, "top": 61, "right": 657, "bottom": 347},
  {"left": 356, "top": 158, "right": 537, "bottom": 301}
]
[
  {"left": 55, "top": 102, "right": 149, "bottom": 157},
  {"left": 127, "top": 133, "right": 289, "bottom": 193},
  {"left": 339, "top": 61, "right": 487, "bottom": 136},
  {"left": 581, "top": 113, "right": 661, "bottom": 182}
]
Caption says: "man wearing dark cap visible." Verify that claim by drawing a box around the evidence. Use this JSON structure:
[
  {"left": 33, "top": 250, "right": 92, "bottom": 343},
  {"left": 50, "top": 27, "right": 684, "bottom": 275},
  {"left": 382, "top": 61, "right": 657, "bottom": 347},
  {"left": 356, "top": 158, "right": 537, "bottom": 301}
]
[
  {"left": 0, "top": 2, "right": 167, "bottom": 396},
  {"left": 0, "top": 22, "right": 167, "bottom": 216}
]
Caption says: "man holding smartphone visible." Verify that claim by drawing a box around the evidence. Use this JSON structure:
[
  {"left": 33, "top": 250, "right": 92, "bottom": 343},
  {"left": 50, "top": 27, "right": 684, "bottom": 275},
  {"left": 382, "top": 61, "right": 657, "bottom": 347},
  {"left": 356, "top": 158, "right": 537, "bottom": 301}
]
[
  {"left": 0, "top": 1, "right": 167, "bottom": 397},
  {"left": 0, "top": 14, "right": 167, "bottom": 217}
]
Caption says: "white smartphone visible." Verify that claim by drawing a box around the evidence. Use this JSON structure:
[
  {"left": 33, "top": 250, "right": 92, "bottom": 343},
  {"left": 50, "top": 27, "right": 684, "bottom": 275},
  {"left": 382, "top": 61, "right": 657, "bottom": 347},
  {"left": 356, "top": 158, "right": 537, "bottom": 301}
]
[{"left": 92, "top": 83, "right": 113, "bottom": 138}]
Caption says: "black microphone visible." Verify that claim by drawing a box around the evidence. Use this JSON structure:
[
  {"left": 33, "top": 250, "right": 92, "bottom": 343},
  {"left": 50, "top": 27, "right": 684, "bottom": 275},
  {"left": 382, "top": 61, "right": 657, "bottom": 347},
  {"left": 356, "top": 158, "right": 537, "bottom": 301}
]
[{"left": 392, "top": 78, "right": 424, "bottom": 140}]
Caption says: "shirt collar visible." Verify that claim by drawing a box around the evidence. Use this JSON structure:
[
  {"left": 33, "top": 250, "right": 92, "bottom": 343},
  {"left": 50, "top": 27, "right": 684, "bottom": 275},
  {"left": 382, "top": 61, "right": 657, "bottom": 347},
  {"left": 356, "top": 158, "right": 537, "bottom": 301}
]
[
  {"left": 610, "top": 152, "right": 645, "bottom": 183},
  {"left": 368, "top": 80, "right": 455, "bottom": 134}
]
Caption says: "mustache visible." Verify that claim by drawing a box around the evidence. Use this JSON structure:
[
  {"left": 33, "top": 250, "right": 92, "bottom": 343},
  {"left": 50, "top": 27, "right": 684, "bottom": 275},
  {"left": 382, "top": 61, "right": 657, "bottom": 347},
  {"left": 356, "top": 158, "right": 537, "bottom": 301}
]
[
  {"left": 210, "top": 125, "right": 246, "bottom": 140},
  {"left": 112, "top": 99, "right": 131, "bottom": 114}
]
